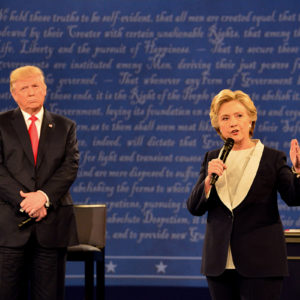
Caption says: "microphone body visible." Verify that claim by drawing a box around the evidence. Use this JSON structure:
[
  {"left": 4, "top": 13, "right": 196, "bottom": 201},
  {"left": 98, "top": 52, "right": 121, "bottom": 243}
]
[
  {"left": 210, "top": 138, "right": 234, "bottom": 185},
  {"left": 18, "top": 216, "right": 34, "bottom": 228}
]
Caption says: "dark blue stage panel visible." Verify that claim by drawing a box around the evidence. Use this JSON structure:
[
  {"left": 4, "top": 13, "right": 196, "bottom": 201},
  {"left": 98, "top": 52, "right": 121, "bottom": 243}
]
[{"left": 1, "top": 0, "right": 300, "bottom": 288}]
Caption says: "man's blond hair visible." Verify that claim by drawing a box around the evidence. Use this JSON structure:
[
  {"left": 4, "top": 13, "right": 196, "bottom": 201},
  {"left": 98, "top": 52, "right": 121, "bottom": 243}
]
[{"left": 10, "top": 65, "right": 46, "bottom": 92}]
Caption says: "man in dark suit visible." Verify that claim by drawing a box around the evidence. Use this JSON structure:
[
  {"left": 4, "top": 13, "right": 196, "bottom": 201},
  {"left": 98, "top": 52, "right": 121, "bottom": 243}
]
[{"left": 0, "top": 65, "right": 79, "bottom": 300}]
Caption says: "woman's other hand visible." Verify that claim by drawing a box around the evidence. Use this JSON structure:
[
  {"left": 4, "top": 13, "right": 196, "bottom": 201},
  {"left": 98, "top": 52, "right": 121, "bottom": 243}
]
[{"left": 290, "top": 139, "right": 300, "bottom": 173}]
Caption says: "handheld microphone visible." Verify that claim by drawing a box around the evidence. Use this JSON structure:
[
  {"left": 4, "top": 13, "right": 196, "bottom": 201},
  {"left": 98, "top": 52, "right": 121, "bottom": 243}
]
[
  {"left": 210, "top": 138, "right": 234, "bottom": 185},
  {"left": 18, "top": 207, "right": 49, "bottom": 228}
]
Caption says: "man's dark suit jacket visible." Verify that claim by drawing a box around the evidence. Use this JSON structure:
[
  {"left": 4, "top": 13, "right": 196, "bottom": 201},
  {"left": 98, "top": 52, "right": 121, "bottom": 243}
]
[
  {"left": 0, "top": 107, "right": 79, "bottom": 248},
  {"left": 187, "top": 143, "right": 300, "bottom": 278}
]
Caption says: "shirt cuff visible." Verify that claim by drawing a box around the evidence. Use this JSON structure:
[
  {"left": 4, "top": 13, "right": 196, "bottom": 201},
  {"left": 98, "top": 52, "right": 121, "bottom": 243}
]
[
  {"left": 37, "top": 190, "right": 50, "bottom": 207},
  {"left": 291, "top": 166, "right": 300, "bottom": 178}
]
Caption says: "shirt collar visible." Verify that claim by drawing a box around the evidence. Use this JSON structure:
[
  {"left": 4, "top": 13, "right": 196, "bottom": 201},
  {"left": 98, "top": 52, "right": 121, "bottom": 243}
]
[{"left": 21, "top": 107, "right": 44, "bottom": 123}]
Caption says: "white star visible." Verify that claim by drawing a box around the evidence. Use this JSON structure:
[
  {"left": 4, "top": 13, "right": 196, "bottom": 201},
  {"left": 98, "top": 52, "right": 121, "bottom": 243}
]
[
  {"left": 155, "top": 261, "right": 167, "bottom": 274},
  {"left": 106, "top": 261, "right": 117, "bottom": 273}
]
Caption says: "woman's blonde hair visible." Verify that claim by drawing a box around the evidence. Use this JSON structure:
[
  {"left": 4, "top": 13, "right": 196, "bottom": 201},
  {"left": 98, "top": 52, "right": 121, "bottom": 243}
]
[
  {"left": 10, "top": 65, "right": 46, "bottom": 92},
  {"left": 209, "top": 89, "right": 257, "bottom": 140}
]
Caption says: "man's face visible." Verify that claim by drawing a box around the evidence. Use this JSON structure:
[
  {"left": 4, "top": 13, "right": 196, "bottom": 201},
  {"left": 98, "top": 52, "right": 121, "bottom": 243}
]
[{"left": 11, "top": 75, "right": 47, "bottom": 115}]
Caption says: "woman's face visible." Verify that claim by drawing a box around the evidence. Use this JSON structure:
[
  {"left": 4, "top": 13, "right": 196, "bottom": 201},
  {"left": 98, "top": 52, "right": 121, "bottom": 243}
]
[{"left": 218, "top": 100, "right": 252, "bottom": 149}]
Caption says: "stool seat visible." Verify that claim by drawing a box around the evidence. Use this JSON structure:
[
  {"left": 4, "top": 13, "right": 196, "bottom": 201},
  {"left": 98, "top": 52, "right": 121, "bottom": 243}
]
[{"left": 68, "top": 244, "right": 102, "bottom": 252}]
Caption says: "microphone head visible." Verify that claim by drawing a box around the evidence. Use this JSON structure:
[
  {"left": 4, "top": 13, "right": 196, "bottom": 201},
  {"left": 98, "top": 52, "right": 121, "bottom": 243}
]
[{"left": 224, "top": 138, "right": 234, "bottom": 150}]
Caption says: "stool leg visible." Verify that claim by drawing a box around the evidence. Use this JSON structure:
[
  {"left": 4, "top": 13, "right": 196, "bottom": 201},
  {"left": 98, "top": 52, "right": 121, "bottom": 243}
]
[
  {"left": 85, "top": 259, "right": 94, "bottom": 300},
  {"left": 96, "top": 258, "right": 105, "bottom": 299}
]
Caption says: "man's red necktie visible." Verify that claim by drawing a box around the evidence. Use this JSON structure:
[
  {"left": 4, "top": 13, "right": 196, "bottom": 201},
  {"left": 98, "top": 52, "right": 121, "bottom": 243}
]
[{"left": 28, "top": 115, "right": 39, "bottom": 164}]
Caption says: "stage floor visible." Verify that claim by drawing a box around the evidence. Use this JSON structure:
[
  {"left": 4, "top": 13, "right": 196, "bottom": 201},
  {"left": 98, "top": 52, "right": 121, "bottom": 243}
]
[{"left": 65, "top": 286, "right": 212, "bottom": 300}]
